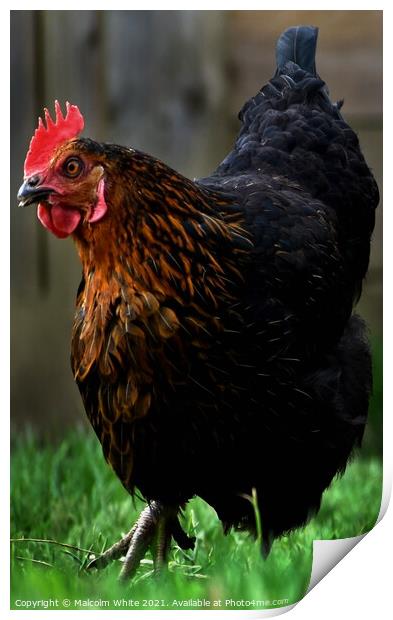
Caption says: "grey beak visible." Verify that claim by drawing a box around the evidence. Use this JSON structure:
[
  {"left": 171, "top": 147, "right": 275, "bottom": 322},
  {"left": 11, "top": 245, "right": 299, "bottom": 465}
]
[{"left": 17, "top": 177, "right": 54, "bottom": 207}]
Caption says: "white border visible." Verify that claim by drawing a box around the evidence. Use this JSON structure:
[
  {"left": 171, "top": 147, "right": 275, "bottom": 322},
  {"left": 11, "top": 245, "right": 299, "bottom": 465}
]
[{"left": 4, "top": 3, "right": 390, "bottom": 619}]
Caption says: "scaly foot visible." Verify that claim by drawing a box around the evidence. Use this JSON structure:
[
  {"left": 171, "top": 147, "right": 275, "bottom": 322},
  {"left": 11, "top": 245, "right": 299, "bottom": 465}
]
[{"left": 86, "top": 501, "right": 195, "bottom": 581}]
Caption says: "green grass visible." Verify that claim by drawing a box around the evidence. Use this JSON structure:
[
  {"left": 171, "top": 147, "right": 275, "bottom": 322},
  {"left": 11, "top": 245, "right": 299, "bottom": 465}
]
[{"left": 10, "top": 431, "right": 382, "bottom": 611}]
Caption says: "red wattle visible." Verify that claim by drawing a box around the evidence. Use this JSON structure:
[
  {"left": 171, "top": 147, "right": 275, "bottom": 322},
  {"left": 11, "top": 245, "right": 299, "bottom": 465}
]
[{"left": 37, "top": 203, "right": 81, "bottom": 239}]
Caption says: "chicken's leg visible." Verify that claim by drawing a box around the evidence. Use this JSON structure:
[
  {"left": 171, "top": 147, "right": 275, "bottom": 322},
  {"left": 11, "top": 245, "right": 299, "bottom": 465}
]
[{"left": 86, "top": 501, "right": 195, "bottom": 580}]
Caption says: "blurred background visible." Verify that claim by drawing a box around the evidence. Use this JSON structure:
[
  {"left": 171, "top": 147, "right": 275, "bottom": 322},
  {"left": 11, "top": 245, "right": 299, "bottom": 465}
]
[{"left": 11, "top": 10, "right": 382, "bottom": 451}]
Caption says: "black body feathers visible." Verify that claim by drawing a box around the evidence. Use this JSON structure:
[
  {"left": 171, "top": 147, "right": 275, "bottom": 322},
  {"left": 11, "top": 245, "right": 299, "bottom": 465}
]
[
  {"left": 72, "top": 26, "right": 379, "bottom": 554},
  {"left": 197, "top": 26, "right": 378, "bottom": 547}
]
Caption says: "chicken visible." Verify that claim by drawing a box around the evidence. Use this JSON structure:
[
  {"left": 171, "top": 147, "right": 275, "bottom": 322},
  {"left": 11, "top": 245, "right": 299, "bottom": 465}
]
[{"left": 18, "top": 26, "right": 379, "bottom": 578}]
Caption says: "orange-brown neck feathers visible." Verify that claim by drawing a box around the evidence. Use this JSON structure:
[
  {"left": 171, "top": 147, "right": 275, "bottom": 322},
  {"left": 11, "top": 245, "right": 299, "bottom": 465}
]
[
  {"left": 73, "top": 150, "right": 244, "bottom": 301},
  {"left": 71, "top": 149, "right": 250, "bottom": 382}
]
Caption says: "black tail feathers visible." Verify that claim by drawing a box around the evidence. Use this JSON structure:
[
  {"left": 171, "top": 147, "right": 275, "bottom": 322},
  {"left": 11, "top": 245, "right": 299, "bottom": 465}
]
[{"left": 276, "top": 26, "right": 319, "bottom": 76}]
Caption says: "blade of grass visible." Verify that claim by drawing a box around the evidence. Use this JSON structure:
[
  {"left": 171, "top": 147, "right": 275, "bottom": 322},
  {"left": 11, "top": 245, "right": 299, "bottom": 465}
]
[
  {"left": 11, "top": 537, "right": 95, "bottom": 555},
  {"left": 252, "top": 487, "right": 263, "bottom": 546},
  {"left": 16, "top": 556, "right": 54, "bottom": 568}
]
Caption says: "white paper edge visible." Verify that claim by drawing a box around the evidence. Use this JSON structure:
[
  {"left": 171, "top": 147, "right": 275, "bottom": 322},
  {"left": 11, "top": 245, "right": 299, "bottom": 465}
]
[
  {"left": 4, "top": 4, "right": 387, "bottom": 620},
  {"left": 305, "top": 450, "right": 390, "bottom": 595}
]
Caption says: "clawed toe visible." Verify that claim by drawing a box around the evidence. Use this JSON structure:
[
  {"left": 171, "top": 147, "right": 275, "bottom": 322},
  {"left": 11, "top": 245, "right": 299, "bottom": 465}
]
[
  {"left": 86, "top": 501, "right": 193, "bottom": 581},
  {"left": 86, "top": 524, "right": 137, "bottom": 571}
]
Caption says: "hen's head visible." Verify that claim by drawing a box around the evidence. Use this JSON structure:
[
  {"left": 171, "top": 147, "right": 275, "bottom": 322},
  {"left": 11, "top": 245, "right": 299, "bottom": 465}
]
[{"left": 18, "top": 101, "right": 107, "bottom": 238}]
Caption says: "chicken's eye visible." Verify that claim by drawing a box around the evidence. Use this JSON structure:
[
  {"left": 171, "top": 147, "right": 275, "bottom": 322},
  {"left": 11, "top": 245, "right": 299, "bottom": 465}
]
[{"left": 63, "top": 157, "right": 83, "bottom": 178}]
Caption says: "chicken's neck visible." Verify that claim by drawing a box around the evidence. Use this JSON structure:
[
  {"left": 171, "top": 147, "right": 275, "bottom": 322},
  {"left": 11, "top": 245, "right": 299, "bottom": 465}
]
[{"left": 71, "top": 164, "right": 249, "bottom": 383}]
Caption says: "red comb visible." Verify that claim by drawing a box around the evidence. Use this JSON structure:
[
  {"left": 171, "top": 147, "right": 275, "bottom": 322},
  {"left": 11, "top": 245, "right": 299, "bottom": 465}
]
[{"left": 24, "top": 101, "right": 84, "bottom": 177}]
